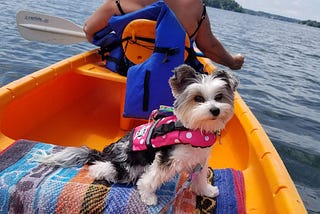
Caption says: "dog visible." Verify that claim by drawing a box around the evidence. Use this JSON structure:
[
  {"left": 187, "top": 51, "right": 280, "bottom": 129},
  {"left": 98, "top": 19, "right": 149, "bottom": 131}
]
[{"left": 38, "top": 64, "right": 239, "bottom": 206}]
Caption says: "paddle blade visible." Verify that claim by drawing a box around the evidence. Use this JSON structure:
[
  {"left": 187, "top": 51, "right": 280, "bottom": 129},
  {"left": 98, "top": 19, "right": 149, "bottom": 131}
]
[{"left": 16, "top": 10, "right": 87, "bottom": 44}]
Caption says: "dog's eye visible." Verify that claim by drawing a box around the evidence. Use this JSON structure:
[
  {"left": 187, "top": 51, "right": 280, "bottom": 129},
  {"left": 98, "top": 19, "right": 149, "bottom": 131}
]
[
  {"left": 194, "top": 95, "right": 205, "bottom": 103},
  {"left": 215, "top": 93, "right": 223, "bottom": 101}
]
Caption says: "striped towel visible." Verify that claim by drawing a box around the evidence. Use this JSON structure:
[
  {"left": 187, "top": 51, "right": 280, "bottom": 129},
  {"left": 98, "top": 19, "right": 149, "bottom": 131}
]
[{"left": 0, "top": 140, "right": 245, "bottom": 213}]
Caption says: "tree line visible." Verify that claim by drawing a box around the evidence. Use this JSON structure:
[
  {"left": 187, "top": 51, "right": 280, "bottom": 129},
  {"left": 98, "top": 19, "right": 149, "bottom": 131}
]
[
  {"left": 203, "top": 0, "right": 320, "bottom": 28},
  {"left": 298, "top": 20, "right": 320, "bottom": 28},
  {"left": 203, "top": 0, "right": 243, "bottom": 12}
]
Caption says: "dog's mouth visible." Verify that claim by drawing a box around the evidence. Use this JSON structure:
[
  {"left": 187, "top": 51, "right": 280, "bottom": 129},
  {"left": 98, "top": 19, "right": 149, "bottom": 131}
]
[
  {"left": 208, "top": 115, "right": 219, "bottom": 121},
  {"left": 201, "top": 117, "right": 220, "bottom": 126},
  {"left": 209, "top": 115, "right": 219, "bottom": 120}
]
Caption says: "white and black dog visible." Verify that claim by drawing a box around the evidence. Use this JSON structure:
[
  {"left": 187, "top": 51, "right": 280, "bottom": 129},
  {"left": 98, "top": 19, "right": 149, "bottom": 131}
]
[{"left": 39, "top": 64, "right": 239, "bottom": 205}]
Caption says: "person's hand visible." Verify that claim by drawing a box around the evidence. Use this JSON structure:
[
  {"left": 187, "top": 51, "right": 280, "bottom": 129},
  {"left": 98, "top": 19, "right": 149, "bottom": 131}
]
[{"left": 229, "top": 54, "right": 244, "bottom": 70}]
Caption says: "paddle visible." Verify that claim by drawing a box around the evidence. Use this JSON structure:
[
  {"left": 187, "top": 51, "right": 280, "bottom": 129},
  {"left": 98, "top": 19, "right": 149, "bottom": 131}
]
[
  {"left": 16, "top": 10, "right": 207, "bottom": 58},
  {"left": 16, "top": 10, "right": 87, "bottom": 44}
]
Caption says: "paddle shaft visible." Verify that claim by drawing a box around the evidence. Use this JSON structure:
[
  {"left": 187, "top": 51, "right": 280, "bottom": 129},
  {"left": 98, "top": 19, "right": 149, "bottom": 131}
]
[{"left": 18, "top": 23, "right": 85, "bottom": 38}]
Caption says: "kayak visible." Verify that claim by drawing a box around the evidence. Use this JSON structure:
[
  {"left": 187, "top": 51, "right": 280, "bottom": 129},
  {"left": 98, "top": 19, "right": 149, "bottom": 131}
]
[
  {"left": 0, "top": 48, "right": 306, "bottom": 213},
  {"left": 0, "top": 10, "right": 306, "bottom": 213}
]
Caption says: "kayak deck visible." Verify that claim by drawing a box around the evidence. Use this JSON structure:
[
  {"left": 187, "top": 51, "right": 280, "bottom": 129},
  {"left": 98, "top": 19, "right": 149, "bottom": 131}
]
[{"left": 0, "top": 49, "right": 306, "bottom": 213}]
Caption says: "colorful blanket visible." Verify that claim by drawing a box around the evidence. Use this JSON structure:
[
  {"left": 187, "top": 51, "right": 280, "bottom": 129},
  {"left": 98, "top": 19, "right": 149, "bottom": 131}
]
[{"left": 0, "top": 140, "right": 245, "bottom": 213}]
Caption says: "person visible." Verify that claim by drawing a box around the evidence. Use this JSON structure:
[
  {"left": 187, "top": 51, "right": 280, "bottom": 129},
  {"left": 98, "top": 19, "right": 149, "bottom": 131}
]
[{"left": 83, "top": 0, "right": 244, "bottom": 70}]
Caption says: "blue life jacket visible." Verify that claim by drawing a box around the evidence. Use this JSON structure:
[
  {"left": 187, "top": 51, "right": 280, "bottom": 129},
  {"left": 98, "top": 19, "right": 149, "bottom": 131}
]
[{"left": 92, "top": 1, "right": 204, "bottom": 119}]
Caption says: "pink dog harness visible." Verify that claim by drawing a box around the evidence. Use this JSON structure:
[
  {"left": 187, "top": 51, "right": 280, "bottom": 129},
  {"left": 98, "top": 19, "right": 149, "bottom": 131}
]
[{"left": 131, "top": 115, "right": 216, "bottom": 151}]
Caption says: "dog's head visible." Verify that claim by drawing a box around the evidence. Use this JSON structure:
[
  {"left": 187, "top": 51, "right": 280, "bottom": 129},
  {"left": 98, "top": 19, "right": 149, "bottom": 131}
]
[{"left": 169, "top": 64, "right": 239, "bottom": 133}]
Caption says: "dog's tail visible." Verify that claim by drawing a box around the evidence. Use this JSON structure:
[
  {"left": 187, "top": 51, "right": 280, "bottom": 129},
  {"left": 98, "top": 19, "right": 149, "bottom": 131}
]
[{"left": 36, "top": 146, "right": 100, "bottom": 167}]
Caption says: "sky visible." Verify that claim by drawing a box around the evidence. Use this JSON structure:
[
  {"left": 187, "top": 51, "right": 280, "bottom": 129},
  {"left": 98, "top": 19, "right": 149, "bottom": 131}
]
[{"left": 236, "top": 0, "right": 320, "bottom": 21}]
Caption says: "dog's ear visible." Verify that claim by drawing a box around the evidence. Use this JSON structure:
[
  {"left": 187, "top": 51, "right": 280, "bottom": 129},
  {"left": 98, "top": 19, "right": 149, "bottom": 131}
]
[
  {"left": 213, "top": 70, "right": 239, "bottom": 91},
  {"left": 169, "top": 64, "right": 197, "bottom": 97}
]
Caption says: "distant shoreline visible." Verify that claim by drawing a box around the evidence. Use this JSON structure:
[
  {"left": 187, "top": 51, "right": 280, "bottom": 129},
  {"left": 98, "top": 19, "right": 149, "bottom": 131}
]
[
  {"left": 203, "top": 0, "right": 320, "bottom": 28},
  {"left": 241, "top": 9, "right": 320, "bottom": 28}
]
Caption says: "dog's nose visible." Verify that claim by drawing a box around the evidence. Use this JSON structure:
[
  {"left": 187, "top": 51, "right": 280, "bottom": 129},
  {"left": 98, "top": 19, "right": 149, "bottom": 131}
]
[{"left": 210, "top": 107, "right": 220, "bottom": 116}]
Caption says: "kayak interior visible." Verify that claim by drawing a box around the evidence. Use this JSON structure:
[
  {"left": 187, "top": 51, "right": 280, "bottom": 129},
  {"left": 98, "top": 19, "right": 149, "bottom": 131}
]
[{"left": 0, "top": 49, "right": 306, "bottom": 212}]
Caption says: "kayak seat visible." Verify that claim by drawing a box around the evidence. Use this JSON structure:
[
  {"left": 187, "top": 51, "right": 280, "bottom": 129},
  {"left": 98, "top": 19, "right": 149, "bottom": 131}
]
[
  {"left": 122, "top": 19, "right": 190, "bottom": 64},
  {"left": 76, "top": 63, "right": 126, "bottom": 83},
  {"left": 75, "top": 62, "right": 139, "bottom": 130}
]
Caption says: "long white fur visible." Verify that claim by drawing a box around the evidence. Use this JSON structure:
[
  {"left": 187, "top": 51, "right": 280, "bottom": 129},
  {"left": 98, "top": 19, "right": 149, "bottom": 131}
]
[
  {"left": 37, "top": 146, "right": 90, "bottom": 167},
  {"left": 88, "top": 161, "right": 118, "bottom": 182},
  {"left": 174, "top": 78, "right": 234, "bottom": 132}
]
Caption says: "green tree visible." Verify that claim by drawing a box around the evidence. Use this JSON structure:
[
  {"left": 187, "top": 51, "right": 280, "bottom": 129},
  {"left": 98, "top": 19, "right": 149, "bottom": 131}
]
[{"left": 203, "top": 0, "right": 243, "bottom": 13}]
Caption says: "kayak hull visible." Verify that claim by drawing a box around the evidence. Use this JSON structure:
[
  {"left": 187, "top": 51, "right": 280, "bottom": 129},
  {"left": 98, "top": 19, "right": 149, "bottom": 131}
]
[{"left": 0, "top": 49, "right": 306, "bottom": 213}]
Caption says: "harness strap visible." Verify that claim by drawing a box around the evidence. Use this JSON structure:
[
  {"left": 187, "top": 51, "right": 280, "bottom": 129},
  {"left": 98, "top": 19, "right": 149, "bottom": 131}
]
[
  {"left": 145, "top": 118, "right": 161, "bottom": 150},
  {"left": 151, "top": 120, "right": 188, "bottom": 139}
]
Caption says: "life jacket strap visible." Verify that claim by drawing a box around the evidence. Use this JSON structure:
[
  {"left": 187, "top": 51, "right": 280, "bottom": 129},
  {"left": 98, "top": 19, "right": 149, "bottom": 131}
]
[
  {"left": 98, "top": 48, "right": 131, "bottom": 76},
  {"left": 122, "top": 36, "right": 155, "bottom": 44},
  {"left": 151, "top": 120, "right": 188, "bottom": 139},
  {"left": 98, "top": 40, "right": 122, "bottom": 59},
  {"left": 123, "top": 35, "right": 180, "bottom": 63},
  {"left": 154, "top": 47, "right": 180, "bottom": 63},
  {"left": 185, "top": 46, "right": 206, "bottom": 73}
]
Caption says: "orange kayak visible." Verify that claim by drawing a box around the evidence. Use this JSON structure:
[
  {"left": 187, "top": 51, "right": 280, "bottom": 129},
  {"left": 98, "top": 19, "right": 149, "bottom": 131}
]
[{"left": 0, "top": 49, "right": 306, "bottom": 213}]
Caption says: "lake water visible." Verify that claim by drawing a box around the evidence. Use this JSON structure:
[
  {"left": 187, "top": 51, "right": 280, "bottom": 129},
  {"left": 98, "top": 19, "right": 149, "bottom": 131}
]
[{"left": 1, "top": 0, "right": 319, "bottom": 212}]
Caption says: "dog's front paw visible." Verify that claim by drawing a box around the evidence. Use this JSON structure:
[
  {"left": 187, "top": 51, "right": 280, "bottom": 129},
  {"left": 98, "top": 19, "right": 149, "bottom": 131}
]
[
  {"left": 192, "top": 184, "right": 219, "bottom": 198},
  {"left": 140, "top": 192, "right": 158, "bottom": 206},
  {"left": 203, "top": 185, "right": 219, "bottom": 198}
]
